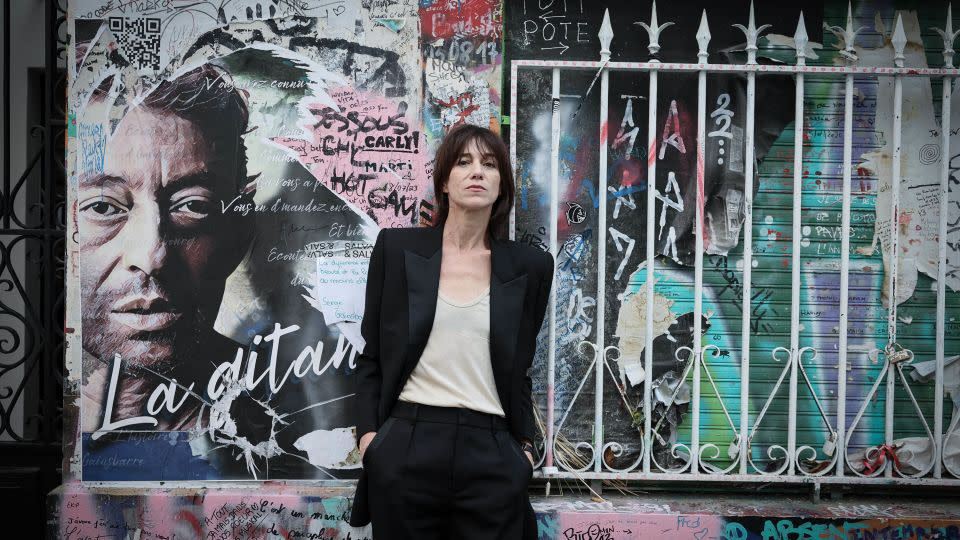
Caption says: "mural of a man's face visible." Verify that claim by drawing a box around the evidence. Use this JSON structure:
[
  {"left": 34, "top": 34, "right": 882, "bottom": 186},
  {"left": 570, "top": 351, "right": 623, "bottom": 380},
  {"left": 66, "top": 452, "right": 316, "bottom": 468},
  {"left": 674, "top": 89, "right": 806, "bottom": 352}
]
[{"left": 78, "top": 107, "right": 250, "bottom": 369}]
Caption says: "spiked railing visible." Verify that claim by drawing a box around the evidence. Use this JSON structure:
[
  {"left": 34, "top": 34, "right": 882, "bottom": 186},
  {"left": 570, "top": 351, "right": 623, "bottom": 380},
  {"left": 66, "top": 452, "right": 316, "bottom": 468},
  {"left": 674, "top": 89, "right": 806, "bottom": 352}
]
[
  {"left": 935, "top": 4, "right": 960, "bottom": 480},
  {"left": 508, "top": 1, "right": 960, "bottom": 487}
]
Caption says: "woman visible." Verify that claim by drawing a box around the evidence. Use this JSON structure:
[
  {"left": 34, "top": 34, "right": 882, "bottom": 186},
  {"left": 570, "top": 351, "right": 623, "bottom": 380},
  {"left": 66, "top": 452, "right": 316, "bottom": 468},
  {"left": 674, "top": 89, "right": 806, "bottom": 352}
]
[{"left": 348, "top": 124, "right": 554, "bottom": 540}]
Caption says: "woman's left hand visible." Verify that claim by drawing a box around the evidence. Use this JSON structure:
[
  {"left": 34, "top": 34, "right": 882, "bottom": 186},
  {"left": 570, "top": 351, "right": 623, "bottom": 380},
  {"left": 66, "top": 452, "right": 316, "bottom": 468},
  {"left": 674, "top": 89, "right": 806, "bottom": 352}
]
[{"left": 524, "top": 451, "right": 534, "bottom": 467}]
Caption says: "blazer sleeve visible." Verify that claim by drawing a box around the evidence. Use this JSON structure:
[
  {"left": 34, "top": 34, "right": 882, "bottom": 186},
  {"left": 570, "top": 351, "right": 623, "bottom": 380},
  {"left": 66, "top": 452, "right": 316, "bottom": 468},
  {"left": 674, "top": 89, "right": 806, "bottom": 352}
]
[
  {"left": 519, "top": 250, "right": 555, "bottom": 444},
  {"left": 355, "top": 228, "right": 386, "bottom": 444}
]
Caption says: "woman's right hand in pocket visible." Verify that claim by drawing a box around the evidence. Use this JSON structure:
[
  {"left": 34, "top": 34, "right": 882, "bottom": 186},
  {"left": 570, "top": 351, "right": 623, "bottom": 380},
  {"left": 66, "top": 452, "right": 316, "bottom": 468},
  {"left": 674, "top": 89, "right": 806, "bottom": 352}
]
[{"left": 359, "top": 431, "right": 377, "bottom": 462}]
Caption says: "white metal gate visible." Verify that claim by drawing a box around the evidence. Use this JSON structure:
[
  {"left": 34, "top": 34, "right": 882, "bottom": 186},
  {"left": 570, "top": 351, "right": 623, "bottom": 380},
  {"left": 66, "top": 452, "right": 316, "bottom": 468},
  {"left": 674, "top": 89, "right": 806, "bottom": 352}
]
[{"left": 509, "top": 1, "right": 960, "bottom": 487}]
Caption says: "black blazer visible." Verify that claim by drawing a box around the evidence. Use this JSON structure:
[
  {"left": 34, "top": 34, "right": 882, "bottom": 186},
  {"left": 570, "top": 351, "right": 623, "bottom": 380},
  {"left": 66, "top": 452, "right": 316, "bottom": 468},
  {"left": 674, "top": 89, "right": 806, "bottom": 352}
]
[{"left": 349, "top": 224, "right": 554, "bottom": 532}]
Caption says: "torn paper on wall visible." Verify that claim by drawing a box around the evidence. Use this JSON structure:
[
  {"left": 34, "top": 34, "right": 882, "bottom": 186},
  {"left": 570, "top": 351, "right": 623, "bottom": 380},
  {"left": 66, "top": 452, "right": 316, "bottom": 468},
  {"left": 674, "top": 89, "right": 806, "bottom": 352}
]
[
  {"left": 303, "top": 252, "right": 368, "bottom": 324},
  {"left": 859, "top": 10, "right": 960, "bottom": 302},
  {"left": 196, "top": 380, "right": 285, "bottom": 479},
  {"left": 940, "top": 84, "right": 960, "bottom": 293},
  {"left": 72, "top": 0, "right": 358, "bottom": 75},
  {"left": 887, "top": 354, "right": 960, "bottom": 473},
  {"left": 847, "top": 434, "right": 960, "bottom": 475},
  {"left": 652, "top": 371, "right": 691, "bottom": 406},
  {"left": 335, "top": 321, "right": 366, "bottom": 355},
  {"left": 614, "top": 264, "right": 677, "bottom": 388},
  {"left": 363, "top": 0, "right": 418, "bottom": 19},
  {"left": 763, "top": 34, "right": 822, "bottom": 61},
  {"left": 299, "top": 242, "right": 376, "bottom": 353},
  {"left": 425, "top": 55, "right": 492, "bottom": 129},
  {"left": 293, "top": 427, "right": 362, "bottom": 469}
]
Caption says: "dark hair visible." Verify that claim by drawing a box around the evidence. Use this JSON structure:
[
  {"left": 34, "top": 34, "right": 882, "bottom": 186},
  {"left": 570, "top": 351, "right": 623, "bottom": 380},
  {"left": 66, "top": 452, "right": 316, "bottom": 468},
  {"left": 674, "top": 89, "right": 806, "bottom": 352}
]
[
  {"left": 144, "top": 64, "right": 251, "bottom": 188},
  {"left": 431, "top": 124, "right": 515, "bottom": 240},
  {"left": 91, "top": 64, "right": 252, "bottom": 189}
]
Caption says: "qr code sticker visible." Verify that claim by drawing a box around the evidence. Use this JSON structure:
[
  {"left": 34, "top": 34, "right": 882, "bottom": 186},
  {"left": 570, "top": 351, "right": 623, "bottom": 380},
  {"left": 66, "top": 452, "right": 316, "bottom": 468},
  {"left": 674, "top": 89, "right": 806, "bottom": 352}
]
[{"left": 109, "top": 17, "right": 161, "bottom": 71}]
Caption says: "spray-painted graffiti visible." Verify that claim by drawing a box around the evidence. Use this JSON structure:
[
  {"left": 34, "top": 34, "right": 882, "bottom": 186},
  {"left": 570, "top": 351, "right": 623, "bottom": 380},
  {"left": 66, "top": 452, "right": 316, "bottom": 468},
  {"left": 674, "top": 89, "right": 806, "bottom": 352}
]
[
  {"left": 54, "top": 486, "right": 960, "bottom": 540},
  {"left": 66, "top": 0, "right": 502, "bottom": 483},
  {"left": 420, "top": 0, "right": 502, "bottom": 145},
  {"left": 518, "top": 0, "right": 591, "bottom": 56},
  {"left": 274, "top": 87, "right": 427, "bottom": 227},
  {"left": 513, "top": 0, "right": 958, "bottom": 478}
]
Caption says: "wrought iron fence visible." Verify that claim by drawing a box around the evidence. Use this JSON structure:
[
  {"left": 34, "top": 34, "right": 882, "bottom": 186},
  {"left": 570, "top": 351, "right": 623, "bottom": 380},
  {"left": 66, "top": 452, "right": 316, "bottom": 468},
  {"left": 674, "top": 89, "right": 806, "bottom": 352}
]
[
  {"left": 0, "top": 0, "right": 66, "bottom": 470},
  {"left": 510, "top": 1, "right": 960, "bottom": 486}
]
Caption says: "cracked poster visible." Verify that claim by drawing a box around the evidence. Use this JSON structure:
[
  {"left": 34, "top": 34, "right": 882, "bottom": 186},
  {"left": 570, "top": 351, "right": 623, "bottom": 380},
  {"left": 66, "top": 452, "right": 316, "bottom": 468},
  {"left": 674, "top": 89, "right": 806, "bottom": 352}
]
[{"left": 67, "top": 0, "right": 502, "bottom": 481}]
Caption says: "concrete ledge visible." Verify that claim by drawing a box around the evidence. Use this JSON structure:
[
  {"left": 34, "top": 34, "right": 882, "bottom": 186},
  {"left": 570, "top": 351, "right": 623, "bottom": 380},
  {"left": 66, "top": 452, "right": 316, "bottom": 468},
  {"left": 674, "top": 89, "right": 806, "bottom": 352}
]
[
  {"left": 48, "top": 483, "right": 960, "bottom": 539},
  {"left": 533, "top": 495, "right": 960, "bottom": 540}
]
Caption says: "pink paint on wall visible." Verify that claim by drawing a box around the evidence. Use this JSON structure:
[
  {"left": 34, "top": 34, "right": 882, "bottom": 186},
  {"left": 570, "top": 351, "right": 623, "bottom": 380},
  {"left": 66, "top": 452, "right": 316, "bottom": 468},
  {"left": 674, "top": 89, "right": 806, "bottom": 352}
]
[
  {"left": 557, "top": 512, "right": 725, "bottom": 540},
  {"left": 273, "top": 86, "right": 428, "bottom": 228}
]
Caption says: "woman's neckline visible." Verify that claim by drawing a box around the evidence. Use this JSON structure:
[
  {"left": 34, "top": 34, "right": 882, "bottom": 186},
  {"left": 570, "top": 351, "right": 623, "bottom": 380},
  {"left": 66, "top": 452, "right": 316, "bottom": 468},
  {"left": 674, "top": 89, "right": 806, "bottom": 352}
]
[{"left": 438, "top": 287, "right": 490, "bottom": 307}]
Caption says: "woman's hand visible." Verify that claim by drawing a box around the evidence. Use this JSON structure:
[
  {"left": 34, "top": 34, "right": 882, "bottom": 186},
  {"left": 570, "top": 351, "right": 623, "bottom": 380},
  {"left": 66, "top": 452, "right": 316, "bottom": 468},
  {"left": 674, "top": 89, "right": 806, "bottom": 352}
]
[
  {"left": 359, "top": 431, "right": 377, "bottom": 461},
  {"left": 519, "top": 439, "right": 534, "bottom": 468}
]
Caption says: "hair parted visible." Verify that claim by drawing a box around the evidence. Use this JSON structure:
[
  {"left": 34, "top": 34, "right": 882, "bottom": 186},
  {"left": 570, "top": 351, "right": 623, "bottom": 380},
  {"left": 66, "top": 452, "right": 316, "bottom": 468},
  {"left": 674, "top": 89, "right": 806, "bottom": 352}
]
[{"left": 430, "top": 123, "right": 515, "bottom": 240}]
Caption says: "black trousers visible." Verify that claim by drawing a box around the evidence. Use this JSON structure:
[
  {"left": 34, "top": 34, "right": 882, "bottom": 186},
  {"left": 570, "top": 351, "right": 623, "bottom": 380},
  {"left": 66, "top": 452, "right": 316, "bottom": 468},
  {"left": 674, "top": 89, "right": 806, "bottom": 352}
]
[{"left": 362, "top": 401, "right": 533, "bottom": 539}]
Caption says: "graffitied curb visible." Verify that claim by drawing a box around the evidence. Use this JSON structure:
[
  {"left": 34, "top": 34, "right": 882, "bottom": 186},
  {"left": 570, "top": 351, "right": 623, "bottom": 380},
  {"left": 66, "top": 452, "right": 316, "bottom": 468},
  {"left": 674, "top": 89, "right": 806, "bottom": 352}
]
[{"left": 49, "top": 485, "right": 960, "bottom": 539}]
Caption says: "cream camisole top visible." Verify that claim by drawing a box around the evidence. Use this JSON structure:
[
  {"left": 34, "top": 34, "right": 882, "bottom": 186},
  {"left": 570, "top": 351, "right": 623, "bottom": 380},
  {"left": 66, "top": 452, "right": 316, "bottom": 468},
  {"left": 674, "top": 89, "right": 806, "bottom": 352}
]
[{"left": 397, "top": 287, "right": 505, "bottom": 416}]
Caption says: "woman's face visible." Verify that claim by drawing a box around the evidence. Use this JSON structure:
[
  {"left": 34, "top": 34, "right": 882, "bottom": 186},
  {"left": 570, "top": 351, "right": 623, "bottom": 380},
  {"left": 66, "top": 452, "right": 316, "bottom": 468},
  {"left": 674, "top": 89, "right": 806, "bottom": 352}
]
[{"left": 443, "top": 138, "right": 501, "bottom": 214}]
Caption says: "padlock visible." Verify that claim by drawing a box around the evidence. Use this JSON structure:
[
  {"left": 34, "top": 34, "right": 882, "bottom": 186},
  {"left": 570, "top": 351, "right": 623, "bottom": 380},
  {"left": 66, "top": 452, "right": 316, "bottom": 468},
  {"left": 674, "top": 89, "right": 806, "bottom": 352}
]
[
  {"left": 886, "top": 344, "right": 913, "bottom": 364},
  {"left": 823, "top": 433, "right": 837, "bottom": 457}
]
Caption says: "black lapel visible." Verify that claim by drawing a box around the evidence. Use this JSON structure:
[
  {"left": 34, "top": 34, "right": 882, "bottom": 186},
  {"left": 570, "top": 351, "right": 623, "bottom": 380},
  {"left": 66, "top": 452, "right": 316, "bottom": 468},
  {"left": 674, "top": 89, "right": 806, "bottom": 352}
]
[
  {"left": 404, "top": 226, "right": 443, "bottom": 347},
  {"left": 489, "top": 236, "right": 527, "bottom": 415},
  {"left": 400, "top": 226, "right": 443, "bottom": 387}
]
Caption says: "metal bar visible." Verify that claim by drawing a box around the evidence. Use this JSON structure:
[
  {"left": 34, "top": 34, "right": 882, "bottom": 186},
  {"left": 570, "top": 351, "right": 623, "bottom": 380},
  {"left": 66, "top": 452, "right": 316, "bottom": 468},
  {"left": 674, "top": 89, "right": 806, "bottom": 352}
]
[
  {"left": 787, "top": 45, "right": 806, "bottom": 480},
  {"left": 826, "top": 0, "right": 864, "bottom": 484},
  {"left": 595, "top": 61, "right": 609, "bottom": 474},
  {"left": 739, "top": 64, "right": 757, "bottom": 478},
  {"left": 644, "top": 69, "right": 657, "bottom": 474},
  {"left": 0, "top": 228, "right": 62, "bottom": 235},
  {"left": 3, "top": 0, "right": 10, "bottom": 229},
  {"left": 43, "top": 0, "right": 56, "bottom": 446},
  {"left": 92, "top": 472, "right": 960, "bottom": 488},
  {"left": 885, "top": 46, "right": 906, "bottom": 481},
  {"left": 512, "top": 60, "right": 960, "bottom": 77},
  {"left": 547, "top": 68, "right": 560, "bottom": 470},
  {"left": 530, "top": 471, "right": 960, "bottom": 485},
  {"left": 691, "top": 47, "right": 707, "bottom": 476},
  {"left": 933, "top": 5, "right": 958, "bottom": 480},
  {"left": 836, "top": 69, "right": 854, "bottom": 479},
  {"left": 638, "top": 13, "right": 672, "bottom": 473},
  {"left": 45, "top": 0, "right": 55, "bottom": 233},
  {"left": 934, "top": 78, "right": 952, "bottom": 481}
]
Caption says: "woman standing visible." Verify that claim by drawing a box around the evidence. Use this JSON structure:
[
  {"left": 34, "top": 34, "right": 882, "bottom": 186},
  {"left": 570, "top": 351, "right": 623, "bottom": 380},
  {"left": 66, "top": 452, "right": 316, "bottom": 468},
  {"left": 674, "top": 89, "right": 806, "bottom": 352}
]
[{"left": 348, "top": 124, "right": 554, "bottom": 539}]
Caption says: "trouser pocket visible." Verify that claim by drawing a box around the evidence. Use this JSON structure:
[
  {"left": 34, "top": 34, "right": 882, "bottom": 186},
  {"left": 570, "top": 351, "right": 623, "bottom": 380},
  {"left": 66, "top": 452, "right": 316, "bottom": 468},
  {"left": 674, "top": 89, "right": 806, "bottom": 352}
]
[{"left": 362, "top": 417, "right": 396, "bottom": 466}]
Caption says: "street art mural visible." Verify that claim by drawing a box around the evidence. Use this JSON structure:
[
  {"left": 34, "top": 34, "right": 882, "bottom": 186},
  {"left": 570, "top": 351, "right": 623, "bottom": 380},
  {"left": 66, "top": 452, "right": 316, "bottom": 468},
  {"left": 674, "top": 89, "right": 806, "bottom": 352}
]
[
  {"left": 509, "top": 0, "right": 959, "bottom": 476},
  {"left": 61, "top": 0, "right": 960, "bottom": 517},
  {"left": 65, "top": 0, "right": 504, "bottom": 481}
]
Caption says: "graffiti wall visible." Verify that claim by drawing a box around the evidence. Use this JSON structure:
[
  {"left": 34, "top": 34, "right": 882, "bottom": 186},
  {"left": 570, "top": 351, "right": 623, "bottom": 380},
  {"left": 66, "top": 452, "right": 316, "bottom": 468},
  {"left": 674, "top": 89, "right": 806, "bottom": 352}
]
[
  {"left": 48, "top": 486, "right": 960, "bottom": 539},
  {"left": 509, "top": 0, "right": 960, "bottom": 474},
  {"left": 64, "top": 0, "right": 503, "bottom": 481}
]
